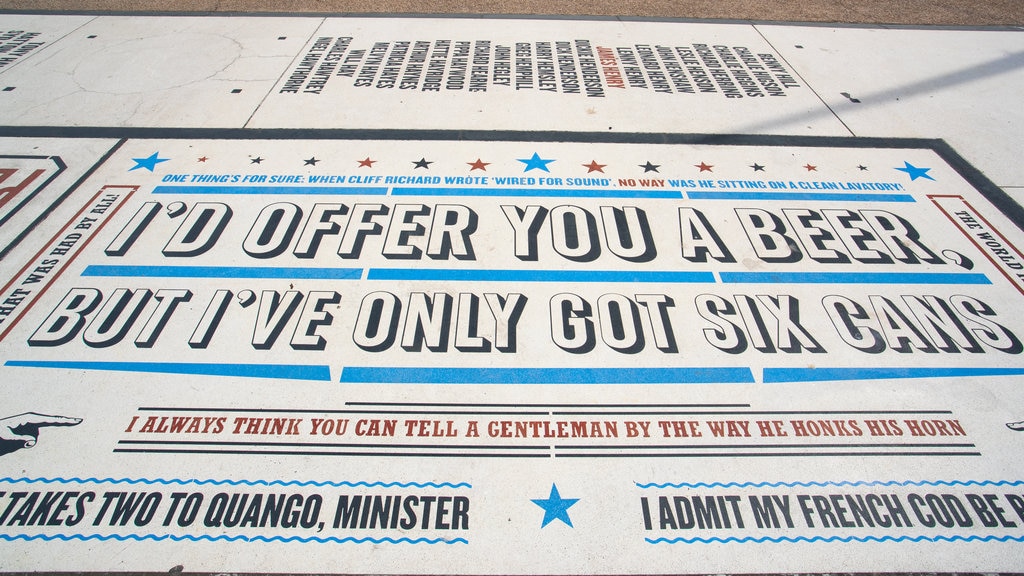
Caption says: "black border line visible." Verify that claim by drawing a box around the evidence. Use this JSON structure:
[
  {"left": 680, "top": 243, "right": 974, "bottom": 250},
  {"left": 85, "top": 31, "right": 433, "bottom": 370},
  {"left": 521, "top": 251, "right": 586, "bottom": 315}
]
[
  {"left": 111, "top": 449, "right": 980, "bottom": 458},
  {"left": 929, "top": 138, "right": 1024, "bottom": 230},
  {"left": 136, "top": 406, "right": 952, "bottom": 415},
  {"left": 556, "top": 451, "right": 982, "bottom": 457},
  {"left": 116, "top": 440, "right": 548, "bottom": 450},
  {"left": 110, "top": 448, "right": 550, "bottom": 457},
  {"left": 0, "top": 570, "right": 1018, "bottom": 576},
  {"left": 0, "top": 102, "right": 1017, "bottom": 571},
  {"left": 0, "top": 139, "right": 124, "bottom": 259},
  {"left": 135, "top": 407, "right": 552, "bottom": 415},
  {"left": 562, "top": 443, "right": 976, "bottom": 449},
  {"left": 2, "top": 569, "right": 1015, "bottom": 573},
  {"left": 0, "top": 10, "right": 1019, "bottom": 32},
  {"left": 1, "top": 127, "right": 1018, "bottom": 234},
  {"left": 346, "top": 402, "right": 753, "bottom": 408},
  {"left": 0, "top": 125, "right": 960, "bottom": 145},
  {"left": 0, "top": 154, "right": 66, "bottom": 256}
]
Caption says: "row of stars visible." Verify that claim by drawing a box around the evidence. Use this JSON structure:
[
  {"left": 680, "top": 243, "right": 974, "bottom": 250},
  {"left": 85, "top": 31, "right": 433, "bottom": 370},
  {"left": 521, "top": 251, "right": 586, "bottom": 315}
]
[
  {"left": 224, "top": 155, "right": 856, "bottom": 174},
  {"left": 132, "top": 151, "right": 935, "bottom": 180}
]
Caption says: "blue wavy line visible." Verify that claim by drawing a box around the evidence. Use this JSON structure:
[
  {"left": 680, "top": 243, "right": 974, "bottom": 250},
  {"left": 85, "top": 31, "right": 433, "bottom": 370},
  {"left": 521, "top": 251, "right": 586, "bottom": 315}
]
[
  {"left": 635, "top": 479, "right": 1024, "bottom": 489},
  {"left": 647, "top": 534, "right": 1024, "bottom": 544},
  {"left": 0, "top": 477, "right": 471, "bottom": 489},
  {"left": 0, "top": 534, "right": 467, "bottom": 545}
]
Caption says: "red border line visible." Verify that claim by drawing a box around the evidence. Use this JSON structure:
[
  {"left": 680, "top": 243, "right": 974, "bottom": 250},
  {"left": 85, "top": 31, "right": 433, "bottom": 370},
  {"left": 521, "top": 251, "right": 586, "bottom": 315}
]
[
  {"left": 0, "top": 184, "right": 138, "bottom": 341},
  {"left": 928, "top": 194, "right": 1024, "bottom": 297}
]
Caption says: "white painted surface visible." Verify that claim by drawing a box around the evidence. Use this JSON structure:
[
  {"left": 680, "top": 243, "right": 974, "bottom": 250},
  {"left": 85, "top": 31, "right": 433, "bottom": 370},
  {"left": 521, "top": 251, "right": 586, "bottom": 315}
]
[
  {"left": 761, "top": 26, "right": 1024, "bottom": 187},
  {"left": 0, "top": 15, "right": 1020, "bottom": 193},
  {"left": 0, "top": 137, "right": 119, "bottom": 255},
  {"left": 0, "top": 14, "right": 95, "bottom": 74},
  {"left": 248, "top": 18, "right": 847, "bottom": 135},
  {"left": 0, "top": 16, "right": 323, "bottom": 127},
  {"left": 0, "top": 135, "right": 1022, "bottom": 572},
  {"left": 0, "top": 13, "right": 1022, "bottom": 575}
]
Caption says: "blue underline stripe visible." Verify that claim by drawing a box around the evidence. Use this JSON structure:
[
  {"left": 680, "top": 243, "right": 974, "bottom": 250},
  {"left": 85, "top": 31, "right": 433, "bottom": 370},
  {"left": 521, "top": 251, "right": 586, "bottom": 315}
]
[
  {"left": 636, "top": 480, "right": 1022, "bottom": 489},
  {"left": 392, "top": 187, "right": 683, "bottom": 199},
  {"left": 81, "top": 267, "right": 981, "bottom": 286},
  {"left": 152, "top": 186, "right": 388, "bottom": 195},
  {"left": 764, "top": 367, "right": 1024, "bottom": 383},
  {"left": 367, "top": 269, "right": 715, "bottom": 283},
  {"left": 720, "top": 272, "right": 990, "bottom": 284},
  {"left": 0, "top": 533, "right": 468, "bottom": 545},
  {"left": 5, "top": 360, "right": 331, "bottom": 381},
  {"left": 83, "top": 265, "right": 363, "bottom": 280},
  {"left": 687, "top": 191, "right": 914, "bottom": 202},
  {"left": 646, "top": 534, "right": 1024, "bottom": 545},
  {"left": 340, "top": 367, "right": 754, "bottom": 384}
]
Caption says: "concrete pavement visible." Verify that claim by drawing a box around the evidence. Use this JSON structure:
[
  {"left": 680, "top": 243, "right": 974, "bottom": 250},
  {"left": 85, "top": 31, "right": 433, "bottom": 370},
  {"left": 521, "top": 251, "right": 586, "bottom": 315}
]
[
  {"left": 1, "top": 0, "right": 1022, "bottom": 26},
  {"left": 0, "top": 4, "right": 1023, "bottom": 575}
]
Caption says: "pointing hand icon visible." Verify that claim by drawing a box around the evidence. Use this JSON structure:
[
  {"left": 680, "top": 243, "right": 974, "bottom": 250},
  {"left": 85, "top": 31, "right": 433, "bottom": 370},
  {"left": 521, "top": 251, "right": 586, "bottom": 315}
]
[{"left": 0, "top": 412, "right": 82, "bottom": 456}]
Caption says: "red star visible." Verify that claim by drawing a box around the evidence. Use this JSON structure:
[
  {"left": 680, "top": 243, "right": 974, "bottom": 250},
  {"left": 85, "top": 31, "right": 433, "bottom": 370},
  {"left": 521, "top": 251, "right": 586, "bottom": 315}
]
[
  {"left": 197, "top": 156, "right": 209, "bottom": 162},
  {"left": 582, "top": 160, "right": 606, "bottom": 173},
  {"left": 695, "top": 162, "right": 714, "bottom": 172},
  {"left": 468, "top": 158, "right": 490, "bottom": 171},
  {"left": 804, "top": 164, "right": 817, "bottom": 171},
  {"left": 358, "top": 157, "right": 376, "bottom": 168}
]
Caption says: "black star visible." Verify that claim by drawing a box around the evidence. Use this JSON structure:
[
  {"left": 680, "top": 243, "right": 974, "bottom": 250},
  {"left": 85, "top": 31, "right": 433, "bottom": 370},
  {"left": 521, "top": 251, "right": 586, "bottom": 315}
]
[
  {"left": 413, "top": 158, "right": 433, "bottom": 169},
  {"left": 751, "top": 163, "right": 765, "bottom": 172},
  {"left": 304, "top": 157, "right": 320, "bottom": 166},
  {"left": 858, "top": 165, "right": 869, "bottom": 171},
  {"left": 639, "top": 161, "right": 660, "bottom": 173},
  {"left": 250, "top": 156, "right": 263, "bottom": 164}
]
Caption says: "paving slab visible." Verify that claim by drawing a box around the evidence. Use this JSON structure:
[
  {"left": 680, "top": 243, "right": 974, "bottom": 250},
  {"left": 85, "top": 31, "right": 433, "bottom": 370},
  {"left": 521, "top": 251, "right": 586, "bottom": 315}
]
[
  {"left": 0, "top": 10, "right": 1022, "bottom": 575},
  {"left": 0, "top": 16, "right": 324, "bottom": 127},
  {"left": 3, "top": 0, "right": 1023, "bottom": 27},
  {"left": 760, "top": 25, "right": 1024, "bottom": 187},
  {"left": 248, "top": 18, "right": 846, "bottom": 135}
]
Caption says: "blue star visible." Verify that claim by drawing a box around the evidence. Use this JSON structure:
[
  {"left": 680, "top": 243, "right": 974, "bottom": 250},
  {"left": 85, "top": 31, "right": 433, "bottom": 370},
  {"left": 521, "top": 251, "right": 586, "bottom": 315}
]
[
  {"left": 518, "top": 152, "right": 555, "bottom": 173},
  {"left": 895, "top": 161, "right": 935, "bottom": 181},
  {"left": 130, "top": 152, "right": 169, "bottom": 172},
  {"left": 531, "top": 484, "right": 579, "bottom": 528}
]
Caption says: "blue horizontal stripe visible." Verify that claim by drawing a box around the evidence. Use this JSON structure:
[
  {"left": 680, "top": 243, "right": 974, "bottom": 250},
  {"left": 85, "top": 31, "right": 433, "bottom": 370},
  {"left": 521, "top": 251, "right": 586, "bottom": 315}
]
[
  {"left": 720, "top": 272, "right": 989, "bottom": 285},
  {"left": 5, "top": 360, "right": 331, "bottom": 381},
  {"left": 341, "top": 367, "right": 753, "bottom": 384},
  {"left": 152, "top": 186, "right": 388, "bottom": 195},
  {"left": 687, "top": 191, "right": 914, "bottom": 202},
  {"left": 83, "top": 265, "right": 362, "bottom": 280},
  {"left": 368, "top": 268, "right": 715, "bottom": 283},
  {"left": 646, "top": 534, "right": 1024, "bottom": 545},
  {"left": 764, "top": 367, "right": 1024, "bottom": 383},
  {"left": 392, "top": 187, "right": 682, "bottom": 199},
  {"left": 0, "top": 533, "right": 467, "bottom": 545}
]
